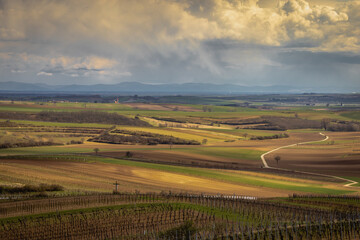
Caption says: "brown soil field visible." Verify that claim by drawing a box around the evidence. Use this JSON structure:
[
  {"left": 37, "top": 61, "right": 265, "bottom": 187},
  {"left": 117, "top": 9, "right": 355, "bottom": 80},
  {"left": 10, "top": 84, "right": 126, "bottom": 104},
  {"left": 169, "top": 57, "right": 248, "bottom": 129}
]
[
  {"left": 123, "top": 103, "right": 201, "bottom": 112},
  {"left": 0, "top": 158, "right": 293, "bottom": 197},
  {"left": 265, "top": 132, "right": 360, "bottom": 177}
]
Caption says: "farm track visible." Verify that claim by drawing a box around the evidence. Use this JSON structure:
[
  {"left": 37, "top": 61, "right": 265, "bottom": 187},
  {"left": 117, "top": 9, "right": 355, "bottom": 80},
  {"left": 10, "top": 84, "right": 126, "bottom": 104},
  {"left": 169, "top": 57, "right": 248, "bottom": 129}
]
[{"left": 261, "top": 133, "right": 359, "bottom": 187}]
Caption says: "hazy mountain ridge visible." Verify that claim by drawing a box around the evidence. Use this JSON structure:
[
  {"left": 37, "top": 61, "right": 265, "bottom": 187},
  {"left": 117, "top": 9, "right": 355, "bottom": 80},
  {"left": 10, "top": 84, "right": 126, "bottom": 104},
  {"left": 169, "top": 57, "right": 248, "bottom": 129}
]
[{"left": 0, "top": 81, "right": 316, "bottom": 94}]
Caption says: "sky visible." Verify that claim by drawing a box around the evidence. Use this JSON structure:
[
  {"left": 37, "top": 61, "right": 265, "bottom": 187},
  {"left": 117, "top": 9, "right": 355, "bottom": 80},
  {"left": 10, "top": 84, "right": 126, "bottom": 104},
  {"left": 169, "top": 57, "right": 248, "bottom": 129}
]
[{"left": 0, "top": 0, "right": 359, "bottom": 91}]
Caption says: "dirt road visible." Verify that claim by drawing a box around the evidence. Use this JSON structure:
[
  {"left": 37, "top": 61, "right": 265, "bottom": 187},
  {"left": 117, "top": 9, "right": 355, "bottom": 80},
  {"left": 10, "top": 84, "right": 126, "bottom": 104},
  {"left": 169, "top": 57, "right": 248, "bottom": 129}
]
[{"left": 261, "top": 133, "right": 358, "bottom": 187}]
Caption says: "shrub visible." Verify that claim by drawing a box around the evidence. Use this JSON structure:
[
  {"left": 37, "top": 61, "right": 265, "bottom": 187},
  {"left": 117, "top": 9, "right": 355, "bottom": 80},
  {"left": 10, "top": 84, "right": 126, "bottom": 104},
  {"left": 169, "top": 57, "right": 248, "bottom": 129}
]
[{"left": 0, "top": 184, "right": 64, "bottom": 194}]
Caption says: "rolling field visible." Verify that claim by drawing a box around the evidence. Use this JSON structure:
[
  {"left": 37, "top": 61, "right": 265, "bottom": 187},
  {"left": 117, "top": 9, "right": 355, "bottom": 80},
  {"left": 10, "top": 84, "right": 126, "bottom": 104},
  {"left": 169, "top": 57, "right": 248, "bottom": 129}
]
[
  {"left": 114, "top": 126, "right": 227, "bottom": 144},
  {"left": 266, "top": 132, "right": 360, "bottom": 177},
  {"left": 1, "top": 99, "right": 360, "bottom": 239},
  {"left": 2, "top": 100, "right": 360, "bottom": 122},
  {"left": 0, "top": 155, "right": 353, "bottom": 196},
  {"left": 0, "top": 101, "right": 359, "bottom": 197}
]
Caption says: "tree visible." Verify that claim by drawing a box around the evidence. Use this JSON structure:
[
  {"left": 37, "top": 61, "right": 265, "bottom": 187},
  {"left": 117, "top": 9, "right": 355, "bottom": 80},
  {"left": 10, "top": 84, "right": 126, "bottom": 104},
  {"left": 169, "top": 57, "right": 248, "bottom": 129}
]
[
  {"left": 321, "top": 118, "right": 330, "bottom": 130},
  {"left": 202, "top": 105, "right": 213, "bottom": 112},
  {"left": 93, "top": 148, "right": 100, "bottom": 155},
  {"left": 126, "top": 151, "right": 133, "bottom": 158},
  {"left": 274, "top": 155, "right": 281, "bottom": 165},
  {"left": 243, "top": 133, "right": 248, "bottom": 139},
  {"left": 202, "top": 139, "right": 208, "bottom": 145}
]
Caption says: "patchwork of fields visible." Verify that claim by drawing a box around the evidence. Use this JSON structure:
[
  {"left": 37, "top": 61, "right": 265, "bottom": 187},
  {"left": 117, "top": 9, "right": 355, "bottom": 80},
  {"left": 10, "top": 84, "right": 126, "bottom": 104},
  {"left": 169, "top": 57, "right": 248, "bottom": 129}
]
[
  {"left": 0, "top": 99, "right": 360, "bottom": 239},
  {"left": 0, "top": 101, "right": 359, "bottom": 197}
]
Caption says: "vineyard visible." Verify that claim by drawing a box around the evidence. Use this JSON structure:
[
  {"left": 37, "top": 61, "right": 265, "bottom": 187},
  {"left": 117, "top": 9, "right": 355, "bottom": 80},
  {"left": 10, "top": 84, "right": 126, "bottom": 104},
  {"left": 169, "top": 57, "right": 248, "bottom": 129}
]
[{"left": 0, "top": 193, "right": 359, "bottom": 239}]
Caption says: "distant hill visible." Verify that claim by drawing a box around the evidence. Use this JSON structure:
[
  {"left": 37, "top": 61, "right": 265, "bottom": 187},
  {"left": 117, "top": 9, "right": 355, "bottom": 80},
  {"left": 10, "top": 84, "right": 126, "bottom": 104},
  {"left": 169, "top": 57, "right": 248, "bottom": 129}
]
[
  {"left": 0, "top": 81, "right": 52, "bottom": 92},
  {"left": 0, "top": 81, "right": 312, "bottom": 94}
]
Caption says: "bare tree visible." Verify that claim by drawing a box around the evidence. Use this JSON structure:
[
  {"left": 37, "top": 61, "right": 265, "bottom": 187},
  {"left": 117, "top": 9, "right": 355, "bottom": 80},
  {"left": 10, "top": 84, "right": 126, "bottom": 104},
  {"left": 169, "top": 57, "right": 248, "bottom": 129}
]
[
  {"left": 93, "top": 148, "right": 100, "bottom": 155},
  {"left": 274, "top": 155, "right": 281, "bottom": 165}
]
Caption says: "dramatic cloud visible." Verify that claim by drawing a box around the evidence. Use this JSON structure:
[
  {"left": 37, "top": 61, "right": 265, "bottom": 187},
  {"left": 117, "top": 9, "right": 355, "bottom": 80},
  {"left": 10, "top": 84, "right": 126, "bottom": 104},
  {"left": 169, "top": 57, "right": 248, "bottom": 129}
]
[{"left": 0, "top": 0, "right": 359, "bottom": 91}]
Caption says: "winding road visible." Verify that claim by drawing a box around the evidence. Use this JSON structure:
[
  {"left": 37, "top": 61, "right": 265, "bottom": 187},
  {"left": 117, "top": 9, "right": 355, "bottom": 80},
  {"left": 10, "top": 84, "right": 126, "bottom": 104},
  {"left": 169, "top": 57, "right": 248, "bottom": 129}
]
[{"left": 261, "top": 133, "right": 358, "bottom": 187}]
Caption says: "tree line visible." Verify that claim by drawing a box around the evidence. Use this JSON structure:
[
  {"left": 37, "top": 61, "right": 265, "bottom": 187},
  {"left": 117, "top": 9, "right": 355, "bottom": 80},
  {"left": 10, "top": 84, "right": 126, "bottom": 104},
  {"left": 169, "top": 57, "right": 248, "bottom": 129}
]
[
  {"left": 321, "top": 119, "right": 360, "bottom": 131},
  {"left": 250, "top": 133, "right": 289, "bottom": 140},
  {"left": 0, "top": 140, "right": 59, "bottom": 149}
]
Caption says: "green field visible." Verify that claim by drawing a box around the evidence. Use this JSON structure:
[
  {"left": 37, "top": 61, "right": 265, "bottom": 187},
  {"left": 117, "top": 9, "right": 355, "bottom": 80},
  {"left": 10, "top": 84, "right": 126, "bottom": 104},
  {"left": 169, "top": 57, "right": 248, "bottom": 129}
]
[
  {"left": 2, "top": 101, "right": 359, "bottom": 124},
  {"left": 341, "top": 111, "right": 360, "bottom": 120}
]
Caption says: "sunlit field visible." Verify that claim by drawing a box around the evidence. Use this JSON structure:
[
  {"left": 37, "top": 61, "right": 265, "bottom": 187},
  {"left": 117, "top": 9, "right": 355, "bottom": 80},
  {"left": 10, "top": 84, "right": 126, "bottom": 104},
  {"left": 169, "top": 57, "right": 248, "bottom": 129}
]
[{"left": 1, "top": 99, "right": 359, "bottom": 239}]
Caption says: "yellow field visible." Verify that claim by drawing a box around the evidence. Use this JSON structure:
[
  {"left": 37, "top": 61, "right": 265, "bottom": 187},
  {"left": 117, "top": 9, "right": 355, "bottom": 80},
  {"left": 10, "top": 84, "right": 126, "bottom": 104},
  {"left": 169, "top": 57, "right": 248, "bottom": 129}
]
[{"left": 114, "top": 126, "right": 238, "bottom": 144}]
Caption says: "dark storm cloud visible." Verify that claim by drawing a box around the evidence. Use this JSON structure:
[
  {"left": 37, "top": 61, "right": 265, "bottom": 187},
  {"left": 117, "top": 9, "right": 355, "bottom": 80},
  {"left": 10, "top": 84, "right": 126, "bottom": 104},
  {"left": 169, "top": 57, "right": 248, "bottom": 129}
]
[{"left": 276, "top": 51, "right": 360, "bottom": 65}]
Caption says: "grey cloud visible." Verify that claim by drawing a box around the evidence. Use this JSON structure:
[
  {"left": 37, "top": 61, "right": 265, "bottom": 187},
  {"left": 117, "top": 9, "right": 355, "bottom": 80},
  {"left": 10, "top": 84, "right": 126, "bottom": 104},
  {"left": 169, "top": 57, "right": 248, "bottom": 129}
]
[
  {"left": 0, "top": 0, "right": 359, "bottom": 92},
  {"left": 276, "top": 51, "right": 360, "bottom": 65}
]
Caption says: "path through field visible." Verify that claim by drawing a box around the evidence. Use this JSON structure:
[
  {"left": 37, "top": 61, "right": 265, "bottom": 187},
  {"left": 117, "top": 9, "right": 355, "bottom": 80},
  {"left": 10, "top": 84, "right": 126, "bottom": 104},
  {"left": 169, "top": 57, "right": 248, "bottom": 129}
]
[{"left": 261, "top": 133, "right": 359, "bottom": 187}]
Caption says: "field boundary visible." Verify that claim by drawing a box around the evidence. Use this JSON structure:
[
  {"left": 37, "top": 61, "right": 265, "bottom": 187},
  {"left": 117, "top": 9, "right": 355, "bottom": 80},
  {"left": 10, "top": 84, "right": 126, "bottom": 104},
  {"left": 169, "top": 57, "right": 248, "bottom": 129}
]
[{"left": 261, "top": 133, "right": 359, "bottom": 188}]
